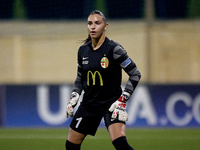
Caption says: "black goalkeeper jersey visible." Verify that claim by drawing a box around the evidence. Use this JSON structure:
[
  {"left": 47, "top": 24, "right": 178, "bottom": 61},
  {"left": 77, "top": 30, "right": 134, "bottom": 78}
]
[{"left": 72, "top": 37, "right": 141, "bottom": 113}]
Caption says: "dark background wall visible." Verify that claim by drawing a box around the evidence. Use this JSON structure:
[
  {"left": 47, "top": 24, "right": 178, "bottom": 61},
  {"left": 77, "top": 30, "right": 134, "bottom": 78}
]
[{"left": 0, "top": 0, "right": 192, "bottom": 20}]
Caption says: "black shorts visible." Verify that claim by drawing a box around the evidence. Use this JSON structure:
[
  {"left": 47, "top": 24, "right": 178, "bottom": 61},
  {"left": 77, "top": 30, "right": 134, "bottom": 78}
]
[{"left": 70, "top": 105, "right": 125, "bottom": 136}]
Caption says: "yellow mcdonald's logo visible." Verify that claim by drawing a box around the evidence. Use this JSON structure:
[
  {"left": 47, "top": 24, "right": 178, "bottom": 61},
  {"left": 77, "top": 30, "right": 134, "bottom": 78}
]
[{"left": 87, "top": 71, "right": 103, "bottom": 86}]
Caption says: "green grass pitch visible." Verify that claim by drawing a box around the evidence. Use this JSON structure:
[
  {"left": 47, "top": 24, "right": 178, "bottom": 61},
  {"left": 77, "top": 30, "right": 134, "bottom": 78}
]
[{"left": 0, "top": 128, "right": 200, "bottom": 150}]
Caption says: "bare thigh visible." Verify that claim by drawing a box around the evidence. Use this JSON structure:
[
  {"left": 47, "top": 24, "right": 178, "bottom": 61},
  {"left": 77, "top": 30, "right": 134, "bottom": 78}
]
[
  {"left": 108, "top": 123, "right": 126, "bottom": 142},
  {"left": 67, "top": 128, "right": 87, "bottom": 144}
]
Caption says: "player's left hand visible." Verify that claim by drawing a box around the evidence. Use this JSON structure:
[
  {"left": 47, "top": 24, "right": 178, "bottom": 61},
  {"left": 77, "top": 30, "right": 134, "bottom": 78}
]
[{"left": 108, "top": 92, "right": 130, "bottom": 122}]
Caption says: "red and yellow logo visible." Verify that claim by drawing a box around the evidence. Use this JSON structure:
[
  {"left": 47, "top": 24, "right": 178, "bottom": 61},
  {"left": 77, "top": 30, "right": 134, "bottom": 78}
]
[{"left": 100, "top": 57, "right": 109, "bottom": 68}]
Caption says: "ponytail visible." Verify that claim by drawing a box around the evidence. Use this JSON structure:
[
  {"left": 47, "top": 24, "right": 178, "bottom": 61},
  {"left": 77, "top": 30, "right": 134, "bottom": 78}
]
[{"left": 83, "top": 34, "right": 91, "bottom": 44}]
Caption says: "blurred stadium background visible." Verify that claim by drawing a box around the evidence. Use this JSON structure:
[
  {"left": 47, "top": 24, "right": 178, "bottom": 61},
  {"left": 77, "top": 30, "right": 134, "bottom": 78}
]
[{"left": 0, "top": 0, "right": 200, "bottom": 149}]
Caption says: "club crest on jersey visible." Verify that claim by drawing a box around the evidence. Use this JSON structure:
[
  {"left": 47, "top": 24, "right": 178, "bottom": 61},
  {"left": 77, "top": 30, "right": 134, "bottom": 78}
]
[{"left": 100, "top": 56, "right": 109, "bottom": 68}]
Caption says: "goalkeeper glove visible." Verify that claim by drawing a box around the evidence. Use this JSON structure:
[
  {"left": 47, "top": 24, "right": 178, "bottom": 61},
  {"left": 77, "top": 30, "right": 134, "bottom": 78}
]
[
  {"left": 109, "top": 92, "right": 130, "bottom": 122},
  {"left": 66, "top": 92, "right": 80, "bottom": 118}
]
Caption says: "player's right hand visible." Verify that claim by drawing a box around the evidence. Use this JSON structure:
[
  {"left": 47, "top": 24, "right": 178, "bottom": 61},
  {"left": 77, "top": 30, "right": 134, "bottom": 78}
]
[{"left": 66, "top": 92, "right": 80, "bottom": 118}]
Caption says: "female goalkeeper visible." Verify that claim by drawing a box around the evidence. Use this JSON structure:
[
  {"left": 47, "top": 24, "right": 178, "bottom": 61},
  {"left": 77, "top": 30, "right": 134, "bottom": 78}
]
[{"left": 65, "top": 10, "right": 141, "bottom": 150}]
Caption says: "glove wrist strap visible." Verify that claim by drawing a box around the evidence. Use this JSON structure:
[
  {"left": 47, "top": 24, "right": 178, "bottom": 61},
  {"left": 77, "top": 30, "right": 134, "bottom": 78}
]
[
  {"left": 119, "top": 91, "right": 131, "bottom": 102},
  {"left": 118, "top": 96, "right": 126, "bottom": 103}
]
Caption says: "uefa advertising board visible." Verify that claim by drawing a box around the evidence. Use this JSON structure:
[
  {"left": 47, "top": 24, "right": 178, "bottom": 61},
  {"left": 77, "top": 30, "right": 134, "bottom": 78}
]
[{"left": 1, "top": 84, "right": 200, "bottom": 127}]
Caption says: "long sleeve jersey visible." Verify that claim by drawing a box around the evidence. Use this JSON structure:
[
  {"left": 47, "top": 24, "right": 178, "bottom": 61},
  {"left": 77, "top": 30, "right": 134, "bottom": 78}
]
[{"left": 72, "top": 37, "right": 141, "bottom": 113}]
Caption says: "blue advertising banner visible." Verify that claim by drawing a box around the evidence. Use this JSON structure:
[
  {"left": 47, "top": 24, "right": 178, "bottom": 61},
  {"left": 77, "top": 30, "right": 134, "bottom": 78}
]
[
  {"left": 127, "top": 84, "right": 200, "bottom": 127},
  {"left": 5, "top": 84, "right": 200, "bottom": 128},
  {"left": 0, "top": 86, "right": 6, "bottom": 126},
  {"left": 5, "top": 85, "right": 73, "bottom": 127}
]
